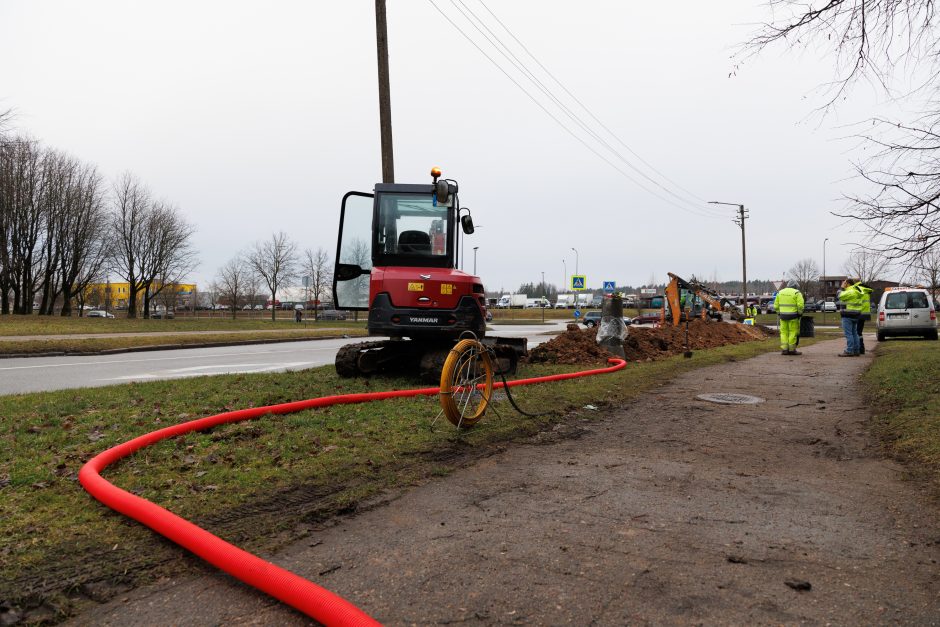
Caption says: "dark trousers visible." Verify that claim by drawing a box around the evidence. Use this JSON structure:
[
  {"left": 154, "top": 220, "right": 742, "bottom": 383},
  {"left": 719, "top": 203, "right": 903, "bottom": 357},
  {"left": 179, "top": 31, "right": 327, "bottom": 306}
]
[{"left": 856, "top": 317, "right": 866, "bottom": 352}]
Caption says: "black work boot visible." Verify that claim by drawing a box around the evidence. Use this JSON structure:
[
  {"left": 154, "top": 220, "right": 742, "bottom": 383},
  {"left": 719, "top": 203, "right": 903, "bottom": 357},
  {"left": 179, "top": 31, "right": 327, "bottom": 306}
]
[{"left": 781, "top": 350, "right": 789, "bottom": 355}]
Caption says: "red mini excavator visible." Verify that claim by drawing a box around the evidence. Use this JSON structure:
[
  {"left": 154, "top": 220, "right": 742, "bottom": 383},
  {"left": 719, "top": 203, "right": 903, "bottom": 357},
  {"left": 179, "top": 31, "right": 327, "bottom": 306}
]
[{"left": 332, "top": 167, "right": 526, "bottom": 378}]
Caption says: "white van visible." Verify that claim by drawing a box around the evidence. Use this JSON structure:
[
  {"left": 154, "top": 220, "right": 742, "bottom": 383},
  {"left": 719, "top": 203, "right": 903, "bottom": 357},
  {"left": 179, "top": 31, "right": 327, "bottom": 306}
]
[{"left": 876, "top": 287, "right": 938, "bottom": 341}]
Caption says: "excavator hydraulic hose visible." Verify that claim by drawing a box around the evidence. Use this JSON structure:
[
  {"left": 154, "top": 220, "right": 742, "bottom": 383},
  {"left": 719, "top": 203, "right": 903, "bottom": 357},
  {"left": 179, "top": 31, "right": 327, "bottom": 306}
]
[{"left": 79, "top": 358, "right": 626, "bottom": 626}]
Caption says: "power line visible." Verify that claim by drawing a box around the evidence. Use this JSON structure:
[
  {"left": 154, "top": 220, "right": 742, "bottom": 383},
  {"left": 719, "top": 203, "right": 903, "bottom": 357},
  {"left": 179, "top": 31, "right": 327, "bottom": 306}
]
[
  {"left": 427, "top": 0, "right": 725, "bottom": 219},
  {"left": 453, "top": 0, "right": 720, "bottom": 216}
]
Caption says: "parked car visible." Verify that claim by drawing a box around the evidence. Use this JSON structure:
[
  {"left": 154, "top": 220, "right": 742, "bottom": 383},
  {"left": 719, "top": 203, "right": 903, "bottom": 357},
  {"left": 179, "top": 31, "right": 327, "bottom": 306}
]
[
  {"left": 631, "top": 312, "right": 663, "bottom": 325},
  {"left": 150, "top": 310, "right": 175, "bottom": 319},
  {"left": 580, "top": 311, "right": 633, "bottom": 328},
  {"left": 318, "top": 310, "right": 347, "bottom": 320},
  {"left": 876, "top": 287, "right": 938, "bottom": 341},
  {"left": 86, "top": 310, "right": 114, "bottom": 318},
  {"left": 820, "top": 301, "right": 837, "bottom": 312}
]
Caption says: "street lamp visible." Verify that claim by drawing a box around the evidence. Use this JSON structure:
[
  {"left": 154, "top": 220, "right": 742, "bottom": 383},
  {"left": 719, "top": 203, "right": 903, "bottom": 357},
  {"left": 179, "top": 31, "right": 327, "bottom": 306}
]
[
  {"left": 709, "top": 201, "right": 748, "bottom": 305},
  {"left": 473, "top": 246, "right": 479, "bottom": 276},
  {"left": 823, "top": 237, "right": 829, "bottom": 324},
  {"left": 571, "top": 247, "right": 579, "bottom": 277},
  {"left": 562, "top": 258, "right": 567, "bottom": 292}
]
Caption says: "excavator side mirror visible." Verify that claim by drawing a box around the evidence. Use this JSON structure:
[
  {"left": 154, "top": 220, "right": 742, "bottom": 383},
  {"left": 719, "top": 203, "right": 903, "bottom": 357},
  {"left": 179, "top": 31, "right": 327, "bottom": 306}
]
[
  {"left": 335, "top": 263, "right": 367, "bottom": 281},
  {"left": 461, "top": 214, "right": 475, "bottom": 235}
]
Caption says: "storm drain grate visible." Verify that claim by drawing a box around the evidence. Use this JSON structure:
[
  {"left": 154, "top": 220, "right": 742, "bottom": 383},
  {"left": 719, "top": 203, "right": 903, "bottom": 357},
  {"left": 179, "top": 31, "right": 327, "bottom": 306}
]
[{"left": 696, "top": 393, "right": 765, "bottom": 405}]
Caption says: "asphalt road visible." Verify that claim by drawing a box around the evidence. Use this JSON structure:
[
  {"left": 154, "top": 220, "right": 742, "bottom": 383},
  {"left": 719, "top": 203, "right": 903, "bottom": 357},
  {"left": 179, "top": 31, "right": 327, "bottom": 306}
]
[{"left": 0, "top": 322, "right": 569, "bottom": 395}]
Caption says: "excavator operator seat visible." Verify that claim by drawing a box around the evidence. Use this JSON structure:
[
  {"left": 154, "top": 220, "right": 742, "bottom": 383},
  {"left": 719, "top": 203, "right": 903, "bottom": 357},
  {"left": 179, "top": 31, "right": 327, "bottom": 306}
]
[{"left": 398, "top": 230, "right": 431, "bottom": 254}]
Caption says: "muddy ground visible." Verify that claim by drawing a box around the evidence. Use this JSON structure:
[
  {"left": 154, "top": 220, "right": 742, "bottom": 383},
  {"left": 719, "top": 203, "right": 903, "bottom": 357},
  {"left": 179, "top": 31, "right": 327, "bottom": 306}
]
[{"left": 67, "top": 337, "right": 940, "bottom": 625}]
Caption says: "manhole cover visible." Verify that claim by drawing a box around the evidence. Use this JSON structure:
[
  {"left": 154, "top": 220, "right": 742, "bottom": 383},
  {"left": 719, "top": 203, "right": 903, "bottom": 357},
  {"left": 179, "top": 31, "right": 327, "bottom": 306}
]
[{"left": 696, "top": 393, "right": 765, "bottom": 405}]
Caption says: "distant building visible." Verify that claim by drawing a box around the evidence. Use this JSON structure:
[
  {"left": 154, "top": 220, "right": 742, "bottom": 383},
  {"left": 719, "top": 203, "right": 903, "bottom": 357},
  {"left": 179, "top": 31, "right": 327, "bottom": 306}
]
[
  {"left": 819, "top": 275, "right": 848, "bottom": 301},
  {"left": 84, "top": 281, "right": 197, "bottom": 311}
]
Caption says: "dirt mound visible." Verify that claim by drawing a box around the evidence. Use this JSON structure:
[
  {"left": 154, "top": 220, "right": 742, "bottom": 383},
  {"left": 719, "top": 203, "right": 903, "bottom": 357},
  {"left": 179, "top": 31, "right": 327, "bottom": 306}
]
[
  {"left": 528, "top": 320, "right": 772, "bottom": 364},
  {"left": 526, "top": 324, "right": 616, "bottom": 365}
]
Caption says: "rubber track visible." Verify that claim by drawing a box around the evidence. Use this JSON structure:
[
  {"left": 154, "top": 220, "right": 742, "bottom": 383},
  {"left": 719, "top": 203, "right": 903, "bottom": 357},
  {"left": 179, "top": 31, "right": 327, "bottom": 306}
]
[
  {"left": 334, "top": 340, "right": 389, "bottom": 377},
  {"left": 79, "top": 358, "right": 627, "bottom": 625}
]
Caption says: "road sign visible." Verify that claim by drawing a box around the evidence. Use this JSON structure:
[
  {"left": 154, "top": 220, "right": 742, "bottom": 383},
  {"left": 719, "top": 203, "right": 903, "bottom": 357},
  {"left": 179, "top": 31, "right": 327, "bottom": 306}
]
[
  {"left": 571, "top": 275, "right": 586, "bottom": 291},
  {"left": 574, "top": 309, "right": 581, "bottom": 319},
  {"left": 603, "top": 281, "right": 616, "bottom": 293}
]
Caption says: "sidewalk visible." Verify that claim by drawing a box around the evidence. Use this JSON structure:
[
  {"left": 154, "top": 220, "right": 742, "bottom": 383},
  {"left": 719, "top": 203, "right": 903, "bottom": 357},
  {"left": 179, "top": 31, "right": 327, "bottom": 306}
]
[{"left": 68, "top": 337, "right": 940, "bottom": 625}]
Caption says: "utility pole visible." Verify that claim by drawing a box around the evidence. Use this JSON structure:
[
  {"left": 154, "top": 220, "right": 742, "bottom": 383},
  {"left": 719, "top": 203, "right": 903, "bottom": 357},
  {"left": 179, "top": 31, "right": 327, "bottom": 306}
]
[
  {"left": 709, "top": 201, "right": 748, "bottom": 305},
  {"left": 735, "top": 204, "right": 748, "bottom": 302},
  {"left": 375, "top": 0, "right": 394, "bottom": 183}
]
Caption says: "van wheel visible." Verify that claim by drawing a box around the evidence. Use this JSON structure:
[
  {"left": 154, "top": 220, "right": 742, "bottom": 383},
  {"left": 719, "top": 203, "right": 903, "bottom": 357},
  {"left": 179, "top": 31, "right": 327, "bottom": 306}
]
[
  {"left": 585, "top": 321, "right": 596, "bottom": 328},
  {"left": 876, "top": 332, "right": 886, "bottom": 342}
]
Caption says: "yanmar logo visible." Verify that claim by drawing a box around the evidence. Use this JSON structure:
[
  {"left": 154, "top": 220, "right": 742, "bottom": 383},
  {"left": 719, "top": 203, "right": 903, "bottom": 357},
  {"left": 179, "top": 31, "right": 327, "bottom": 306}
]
[{"left": 409, "top": 317, "right": 439, "bottom": 324}]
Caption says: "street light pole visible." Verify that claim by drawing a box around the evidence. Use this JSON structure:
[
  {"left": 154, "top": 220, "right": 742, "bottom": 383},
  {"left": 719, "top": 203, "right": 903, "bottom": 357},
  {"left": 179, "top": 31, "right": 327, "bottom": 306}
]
[
  {"left": 571, "top": 247, "right": 579, "bottom": 277},
  {"left": 823, "top": 237, "right": 829, "bottom": 325},
  {"left": 541, "top": 271, "right": 546, "bottom": 323},
  {"left": 473, "top": 246, "right": 479, "bottom": 276},
  {"left": 562, "top": 259, "right": 567, "bottom": 292},
  {"left": 709, "top": 201, "right": 748, "bottom": 306}
]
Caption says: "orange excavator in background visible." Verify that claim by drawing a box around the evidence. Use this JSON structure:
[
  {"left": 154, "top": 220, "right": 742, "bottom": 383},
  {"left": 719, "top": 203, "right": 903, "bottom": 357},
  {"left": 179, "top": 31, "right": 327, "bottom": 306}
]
[{"left": 663, "top": 272, "right": 742, "bottom": 325}]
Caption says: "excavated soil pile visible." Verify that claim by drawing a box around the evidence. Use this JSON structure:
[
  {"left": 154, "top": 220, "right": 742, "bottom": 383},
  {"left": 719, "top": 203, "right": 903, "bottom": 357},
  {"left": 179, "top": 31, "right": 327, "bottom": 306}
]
[{"left": 529, "top": 320, "right": 772, "bottom": 365}]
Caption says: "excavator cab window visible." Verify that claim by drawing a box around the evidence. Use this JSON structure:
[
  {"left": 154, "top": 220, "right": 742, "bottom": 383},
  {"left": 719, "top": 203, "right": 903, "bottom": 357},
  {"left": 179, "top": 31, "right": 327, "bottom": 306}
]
[{"left": 374, "top": 192, "right": 453, "bottom": 268}]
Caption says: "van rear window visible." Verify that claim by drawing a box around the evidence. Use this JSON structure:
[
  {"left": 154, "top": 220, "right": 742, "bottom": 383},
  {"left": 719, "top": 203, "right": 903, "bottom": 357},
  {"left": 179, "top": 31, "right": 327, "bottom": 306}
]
[
  {"left": 885, "top": 293, "right": 908, "bottom": 310},
  {"left": 909, "top": 292, "right": 929, "bottom": 309}
]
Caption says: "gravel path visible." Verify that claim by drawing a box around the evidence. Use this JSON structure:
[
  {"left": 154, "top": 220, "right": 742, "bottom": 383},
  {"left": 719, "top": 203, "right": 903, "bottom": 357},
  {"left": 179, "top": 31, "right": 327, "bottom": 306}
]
[{"left": 69, "top": 337, "right": 940, "bottom": 625}]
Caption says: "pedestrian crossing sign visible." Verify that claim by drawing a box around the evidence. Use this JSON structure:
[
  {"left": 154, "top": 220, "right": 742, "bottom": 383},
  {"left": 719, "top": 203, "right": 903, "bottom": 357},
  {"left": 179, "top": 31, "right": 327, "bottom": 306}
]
[
  {"left": 571, "top": 275, "right": 586, "bottom": 291},
  {"left": 603, "top": 281, "right": 615, "bottom": 293}
]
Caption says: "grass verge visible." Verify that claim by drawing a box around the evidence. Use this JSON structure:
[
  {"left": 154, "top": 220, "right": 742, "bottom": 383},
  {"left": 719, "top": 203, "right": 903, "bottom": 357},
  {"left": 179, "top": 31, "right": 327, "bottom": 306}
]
[
  {"left": 0, "top": 328, "right": 368, "bottom": 355},
  {"left": 864, "top": 339, "right": 940, "bottom": 482},
  {"left": 0, "top": 336, "right": 777, "bottom": 620}
]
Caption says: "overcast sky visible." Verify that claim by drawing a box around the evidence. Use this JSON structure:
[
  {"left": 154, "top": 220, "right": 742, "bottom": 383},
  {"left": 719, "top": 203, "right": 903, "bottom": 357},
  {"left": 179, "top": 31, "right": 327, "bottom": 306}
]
[{"left": 0, "top": 1, "right": 907, "bottom": 293}]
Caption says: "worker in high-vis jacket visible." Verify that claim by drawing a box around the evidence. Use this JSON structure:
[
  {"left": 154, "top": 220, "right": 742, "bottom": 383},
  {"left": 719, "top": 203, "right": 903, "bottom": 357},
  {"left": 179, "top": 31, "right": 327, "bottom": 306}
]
[
  {"left": 854, "top": 281, "right": 874, "bottom": 354},
  {"left": 774, "top": 280, "right": 805, "bottom": 355},
  {"left": 837, "top": 278, "right": 866, "bottom": 356}
]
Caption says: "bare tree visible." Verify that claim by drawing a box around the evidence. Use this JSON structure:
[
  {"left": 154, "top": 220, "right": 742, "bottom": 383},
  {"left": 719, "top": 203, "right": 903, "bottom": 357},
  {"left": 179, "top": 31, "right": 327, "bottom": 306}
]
[
  {"left": 746, "top": 2, "right": 940, "bottom": 261},
  {"left": 138, "top": 201, "right": 197, "bottom": 318},
  {"left": 108, "top": 173, "right": 151, "bottom": 318},
  {"left": 58, "top": 162, "right": 108, "bottom": 316},
  {"left": 246, "top": 232, "right": 298, "bottom": 321},
  {"left": 1, "top": 138, "right": 44, "bottom": 314},
  {"left": 215, "top": 256, "right": 250, "bottom": 319},
  {"left": 787, "top": 258, "right": 820, "bottom": 297},
  {"left": 916, "top": 248, "right": 940, "bottom": 302},
  {"left": 844, "top": 249, "right": 890, "bottom": 283},
  {"left": 302, "top": 247, "right": 332, "bottom": 321}
]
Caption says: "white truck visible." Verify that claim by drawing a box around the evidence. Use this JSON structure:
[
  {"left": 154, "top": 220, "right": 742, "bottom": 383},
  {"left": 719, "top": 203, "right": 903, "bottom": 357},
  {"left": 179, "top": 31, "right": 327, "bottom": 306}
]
[
  {"left": 555, "top": 294, "right": 575, "bottom": 308},
  {"left": 524, "top": 297, "right": 550, "bottom": 309},
  {"left": 576, "top": 293, "right": 593, "bottom": 308},
  {"left": 496, "top": 294, "right": 527, "bottom": 309}
]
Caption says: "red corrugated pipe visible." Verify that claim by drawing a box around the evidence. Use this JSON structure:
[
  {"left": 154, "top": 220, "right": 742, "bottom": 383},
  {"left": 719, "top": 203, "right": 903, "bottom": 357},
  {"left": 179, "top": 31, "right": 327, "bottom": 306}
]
[{"left": 80, "top": 358, "right": 626, "bottom": 626}]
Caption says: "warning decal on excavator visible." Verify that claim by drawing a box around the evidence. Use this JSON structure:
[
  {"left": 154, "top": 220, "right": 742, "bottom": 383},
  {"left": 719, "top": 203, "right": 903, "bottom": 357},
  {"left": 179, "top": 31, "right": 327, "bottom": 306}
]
[
  {"left": 408, "top": 282, "right": 424, "bottom": 292},
  {"left": 440, "top": 283, "right": 454, "bottom": 295}
]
